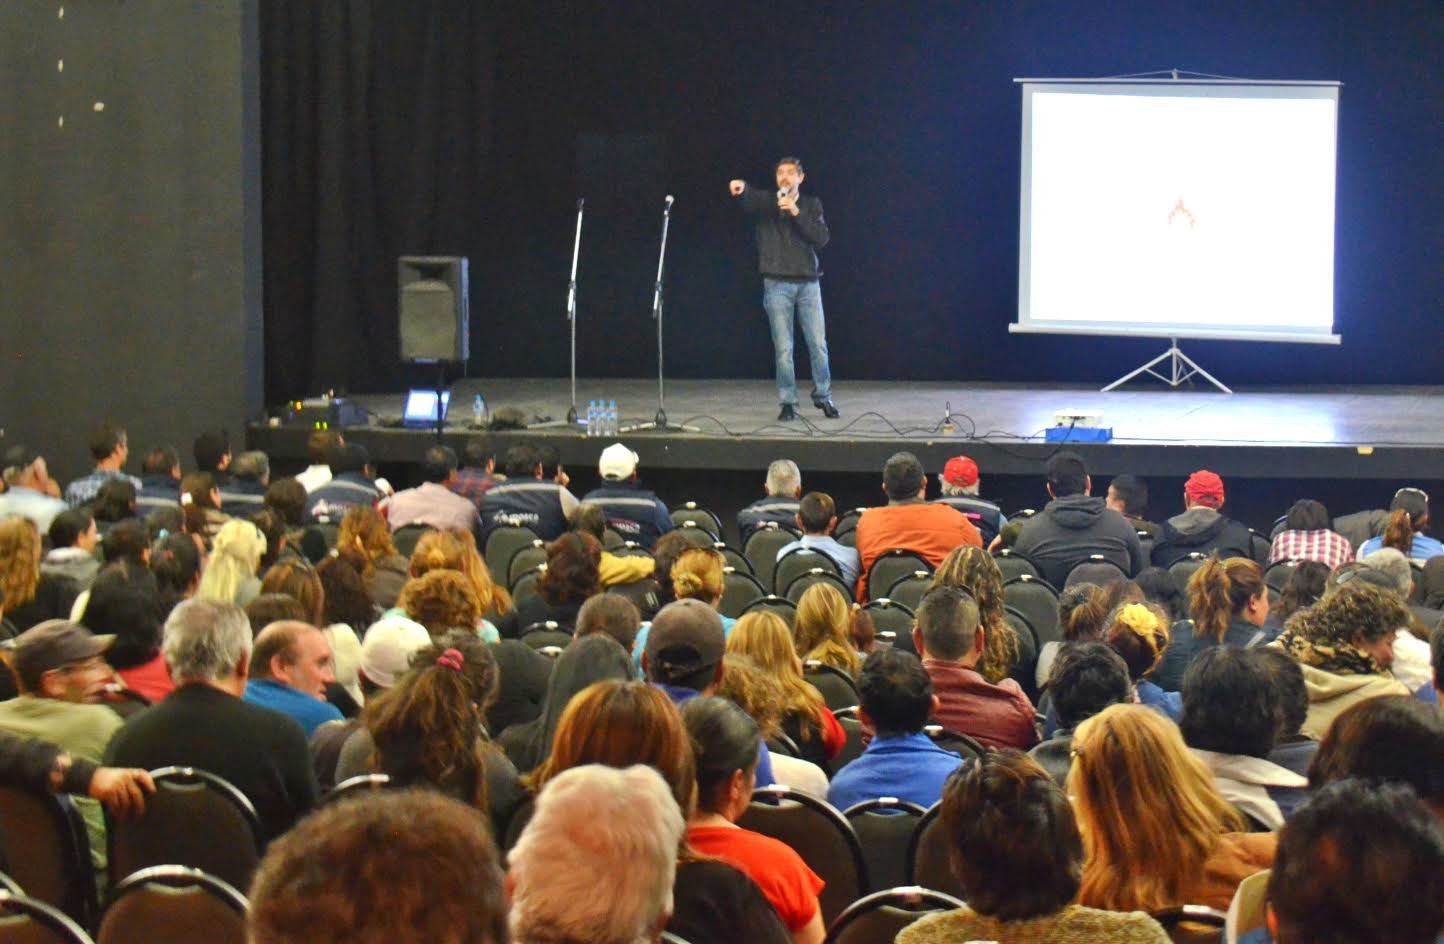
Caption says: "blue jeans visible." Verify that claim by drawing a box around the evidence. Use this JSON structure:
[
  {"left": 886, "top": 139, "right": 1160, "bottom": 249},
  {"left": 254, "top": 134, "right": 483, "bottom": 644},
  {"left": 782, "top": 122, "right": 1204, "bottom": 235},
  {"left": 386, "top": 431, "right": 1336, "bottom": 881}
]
[{"left": 762, "top": 278, "right": 831, "bottom": 405}]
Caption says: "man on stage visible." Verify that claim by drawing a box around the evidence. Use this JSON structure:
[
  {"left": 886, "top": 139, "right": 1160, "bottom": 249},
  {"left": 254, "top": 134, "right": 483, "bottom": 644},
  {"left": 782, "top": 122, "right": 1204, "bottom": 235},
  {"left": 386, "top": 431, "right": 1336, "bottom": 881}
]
[{"left": 730, "top": 157, "right": 839, "bottom": 421}]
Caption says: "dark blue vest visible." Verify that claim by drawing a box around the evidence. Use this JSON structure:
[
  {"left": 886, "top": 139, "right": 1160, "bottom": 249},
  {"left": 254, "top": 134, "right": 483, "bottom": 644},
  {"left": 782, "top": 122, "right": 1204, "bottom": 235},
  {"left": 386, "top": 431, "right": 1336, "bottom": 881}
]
[
  {"left": 480, "top": 480, "right": 570, "bottom": 540},
  {"left": 583, "top": 483, "right": 671, "bottom": 549}
]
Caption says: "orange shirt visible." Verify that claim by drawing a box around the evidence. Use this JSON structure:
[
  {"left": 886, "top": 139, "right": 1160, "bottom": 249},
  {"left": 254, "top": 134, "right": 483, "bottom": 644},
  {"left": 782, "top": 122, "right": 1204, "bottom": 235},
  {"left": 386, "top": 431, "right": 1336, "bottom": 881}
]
[{"left": 853, "top": 502, "right": 982, "bottom": 601}]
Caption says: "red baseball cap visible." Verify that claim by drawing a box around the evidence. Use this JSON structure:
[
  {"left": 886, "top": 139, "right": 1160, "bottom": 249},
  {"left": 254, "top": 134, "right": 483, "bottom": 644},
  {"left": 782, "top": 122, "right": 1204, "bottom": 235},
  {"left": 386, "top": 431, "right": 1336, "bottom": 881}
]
[
  {"left": 943, "top": 456, "right": 980, "bottom": 489},
  {"left": 1184, "top": 470, "right": 1225, "bottom": 508}
]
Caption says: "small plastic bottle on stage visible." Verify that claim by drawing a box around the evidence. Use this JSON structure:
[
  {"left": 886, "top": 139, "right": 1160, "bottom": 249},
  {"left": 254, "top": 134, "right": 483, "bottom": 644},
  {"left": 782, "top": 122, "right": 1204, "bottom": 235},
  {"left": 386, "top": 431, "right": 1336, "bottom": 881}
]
[
  {"left": 472, "top": 394, "right": 485, "bottom": 428},
  {"left": 606, "top": 400, "right": 618, "bottom": 436},
  {"left": 587, "top": 400, "right": 598, "bottom": 437}
]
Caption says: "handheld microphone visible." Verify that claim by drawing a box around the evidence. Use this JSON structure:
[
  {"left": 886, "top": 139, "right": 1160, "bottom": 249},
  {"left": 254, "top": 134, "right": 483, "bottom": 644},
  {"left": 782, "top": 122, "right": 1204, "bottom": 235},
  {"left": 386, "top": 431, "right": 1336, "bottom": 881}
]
[
  {"left": 665, "top": 194, "right": 674, "bottom": 208},
  {"left": 777, "top": 186, "right": 790, "bottom": 200}
]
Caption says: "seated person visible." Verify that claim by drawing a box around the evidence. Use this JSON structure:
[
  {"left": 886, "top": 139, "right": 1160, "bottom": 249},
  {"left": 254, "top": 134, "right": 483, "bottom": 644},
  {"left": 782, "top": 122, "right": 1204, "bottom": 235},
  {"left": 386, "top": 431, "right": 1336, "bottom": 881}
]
[
  {"left": 479, "top": 444, "right": 577, "bottom": 541},
  {"left": 244, "top": 621, "right": 344, "bottom": 736},
  {"left": 933, "top": 454, "right": 1008, "bottom": 546},
  {"left": 854, "top": 452, "right": 981, "bottom": 600},
  {"left": 581, "top": 444, "right": 674, "bottom": 549},
  {"left": 738, "top": 459, "right": 804, "bottom": 545},
  {"left": 1013, "top": 451, "right": 1145, "bottom": 588},
  {"left": 304, "top": 443, "right": 382, "bottom": 524},
  {"left": 1029, "top": 642, "right": 1131, "bottom": 786},
  {"left": 218, "top": 450, "right": 270, "bottom": 519},
  {"left": 776, "top": 491, "right": 861, "bottom": 590},
  {"left": 1151, "top": 470, "right": 1255, "bottom": 567},
  {"left": 381, "top": 445, "right": 479, "bottom": 534},
  {"left": 898, "top": 751, "right": 1169, "bottom": 944}
]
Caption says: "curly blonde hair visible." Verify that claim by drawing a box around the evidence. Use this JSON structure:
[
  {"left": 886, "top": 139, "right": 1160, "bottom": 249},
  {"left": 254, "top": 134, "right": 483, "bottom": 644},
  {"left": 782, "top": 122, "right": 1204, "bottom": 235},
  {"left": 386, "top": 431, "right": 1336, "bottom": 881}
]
[
  {"left": 409, "top": 529, "right": 512, "bottom": 616},
  {"left": 927, "top": 545, "right": 1019, "bottom": 683},
  {"left": 793, "top": 582, "right": 861, "bottom": 677},
  {"left": 399, "top": 570, "right": 482, "bottom": 637},
  {"left": 0, "top": 517, "right": 42, "bottom": 609},
  {"left": 337, "top": 506, "right": 397, "bottom": 578}
]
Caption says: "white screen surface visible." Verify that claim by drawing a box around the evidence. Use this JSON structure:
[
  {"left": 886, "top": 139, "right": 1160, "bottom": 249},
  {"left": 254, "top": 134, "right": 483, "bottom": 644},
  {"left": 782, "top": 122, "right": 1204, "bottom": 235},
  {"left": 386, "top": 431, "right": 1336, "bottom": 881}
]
[{"left": 1015, "top": 81, "right": 1340, "bottom": 343}]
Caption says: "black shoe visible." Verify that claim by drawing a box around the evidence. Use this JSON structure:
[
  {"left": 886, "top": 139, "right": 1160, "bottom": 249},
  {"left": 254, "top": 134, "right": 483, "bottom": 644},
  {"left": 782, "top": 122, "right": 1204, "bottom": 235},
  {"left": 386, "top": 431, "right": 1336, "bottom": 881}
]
[
  {"left": 814, "top": 398, "right": 840, "bottom": 419},
  {"left": 778, "top": 404, "right": 798, "bottom": 422}
]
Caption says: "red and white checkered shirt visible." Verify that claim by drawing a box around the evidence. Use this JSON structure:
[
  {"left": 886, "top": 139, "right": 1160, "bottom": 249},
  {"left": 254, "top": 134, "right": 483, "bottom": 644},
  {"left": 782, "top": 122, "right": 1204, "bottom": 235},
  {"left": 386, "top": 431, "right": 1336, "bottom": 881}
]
[{"left": 1269, "top": 529, "right": 1355, "bottom": 570}]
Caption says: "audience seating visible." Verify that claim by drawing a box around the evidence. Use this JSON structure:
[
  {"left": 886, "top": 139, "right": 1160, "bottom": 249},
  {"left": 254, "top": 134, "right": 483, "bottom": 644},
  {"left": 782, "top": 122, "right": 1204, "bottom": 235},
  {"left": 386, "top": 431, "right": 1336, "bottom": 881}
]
[
  {"left": 922, "top": 726, "right": 985, "bottom": 765},
  {"left": 0, "top": 890, "right": 94, "bottom": 944},
  {"left": 309, "top": 521, "right": 340, "bottom": 551},
  {"left": 1064, "top": 556, "right": 1127, "bottom": 588},
  {"left": 765, "top": 730, "right": 803, "bottom": 759},
  {"left": 1263, "top": 559, "right": 1297, "bottom": 607},
  {"left": 606, "top": 576, "right": 660, "bottom": 617},
  {"left": 783, "top": 569, "right": 852, "bottom": 604},
  {"left": 1002, "top": 606, "right": 1040, "bottom": 697},
  {"left": 833, "top": 509, "right": 865, "bottom": 547},
  {"left": 484, "top": 526, "right": 541, "bottom": 588},
  {"left": 718, "top": 568, "right": 766, "bottom": 619},
  {"left": 672, "top": 521, "right": 721, "bottom": 549},
  {"left": 0, "top": 787, "right": 96, "bottom": 926},
  {"left": 905, "top": 804, "right": 967, "bottom": 901},
  {"left": 712, "top": 543, "right": 753, "bottom": 576},
  {"left": 0, "top": 874, "right": 19, "bottom": 896},
  {"left": 824, "top": 886, "right": 967, "bottom": 944},
  {"left": 803, "top": 661, "right": 861, "bottom": 711},
  {"left": 322, "top": 774, "right": 392, "bottom": 806},
  {"left": 743, "top": 523, "right": 801, "bottom": 593},
  {"left": 739, "top": 785, "right": 868, "bottom": 926},
  {"left": 774, "top": 547, "right": 843, "bottom": 595},
  {"left": 1002, "top": 574, "right": 1061, "bottom": 646},
  {"left": 1246, "top": 531, "right": 1270, "bottom": 565},
  {"left": 520, "top": 622, "right": 573, "bottom": 650},
  {"left": 866, "top": 551, "right": 932, "bottom": 603},
  {"left": 1150, "top": 904, "right": 1227, "bottom": 944},
  {"left": 390, "top": 524, "right": 431, "bottom": 560},
  {"left": 860, "top": 600, "right": 915, "bottom": 650},
  {"left": 507, "top": 540, "right": 548, "bottom": 590},
  {"left": 991, "top": 548, "right": 1040, "bottom": 582},
  {"left": 831, "top": 708, "right": 866, "bottom": 770},
  {"left": 602, "top": 528, "right": 626, "bottom": 549},
  {"left": 94, "top": 866, "right": 247, "bottom": 944},
  {"left": 841, "top": 799, "right": 929, "bottom": 892},
  {"left": 883, "top": 571, "right": 932, "bottom": 612},
  {"left": 1169, "top": 553, "right": 1211, "bottom": 596},
  {"left": 740, "top": 594, "right": 798, "bottom": 627},
  {"left": 511, "top": 565, "right": 545, "bottom": 605},
  {"left": 669, "top": 502, "right": 724, "bottom": 538},
  {"left": 106, "top": 768, "right": 262, "bottom": 896}
]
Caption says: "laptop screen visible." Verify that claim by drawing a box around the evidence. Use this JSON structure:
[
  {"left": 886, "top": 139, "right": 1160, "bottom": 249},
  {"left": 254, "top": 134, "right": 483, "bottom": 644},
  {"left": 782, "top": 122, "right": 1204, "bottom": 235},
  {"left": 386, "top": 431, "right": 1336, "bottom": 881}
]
[{"left": 403, "top": 389, "right": 450, "bottom": 423}]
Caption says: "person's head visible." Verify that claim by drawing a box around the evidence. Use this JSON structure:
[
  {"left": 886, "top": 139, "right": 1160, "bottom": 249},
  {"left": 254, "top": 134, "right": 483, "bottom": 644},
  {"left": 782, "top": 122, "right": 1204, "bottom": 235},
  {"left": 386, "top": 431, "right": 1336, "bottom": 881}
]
[
  {"left": 1287, "top": 581, "right": 1409, "bottom": 670},
  {"left": 421, "top": 446, "right": 459, "bottom": 485},
  {"left": 1183, "top": 469, "right": 1225, "bottom": 511},
  {"left": 1307, "top": 696, "right": 1444, "bottom": 813},
  {"left": 502, "top": 444, "right": 541, "bottom": 479},
  {"left": 649, "top": 532, "right": 693, "bottom": 608},
  {"left": 597, "top": 443, "right": 639, "bottom": 482},
  {"left": 245, "top": 594, "right": 308, "bottom": 638},
  {"left": 1359, "top": 546, "right": 1413, "bottom": 598},
  {"left": 926, "top": 545, "right": 1016, "bottom": 681},
  {"left": 882, "top": 451, "right": 925, "bottom": 501},
  {"left": 576, "top": 592, "right": 642, "bottom": 653},
  {"left": 89, "top": 478, "right": 137, "bottom": 522},
  {"left": 179, "top": 472, "right": 219, "bottom": 511},
  {"left": 249, "top": 508, "right": 289, "bottom": 571},
  {"left": 259, "top": 559, "right": 326, "bottom": 627},
  {"left": 1267, "top": 779, "right": 1444, "bottom": 944},
  {"left": 775, "top": 155, "right": 805, "bottom": 193},
  {"left": 87, "top": 422, "right": 128, "bottom": 467},
  {"left": 363, "top": 631, "right": 498, "bottom": 790},
  {"left": 101, "top": 518, "right": 150, "bottom": 567},
  {"left": 301, "top": 429, "right": 341, "bottom": 467},
  {"left": 0, "top": 516, "right": 43, "bottom": 607},
  {"left": 942, "top": 750, "right": 1085, "bottom": 921},
  {"left": 724, "top": 610, "right": 826, "bottom": 730},
  {"left": 1180, "top": 647, "right": 1279, "bottom": 759},
  {"left": 1070, "top": 704, "right": 1243, "bottom": 912},
  {"left": 1283, "top": 498, "right": 1330, "bottom": 532},
  {"left": 192, "top": 429, "right": 231, "bottom": 474},
  {"left": 795, "top": 491, "right": 836, "bottom": 535},
  {"left": 1186, "top": 556, "right": 1267, "bottom": 641},
  {"left": 196, "top": 519, "right": 266, "bottom": 605},
  {"left": 150, "top": 531, "right": 203, "bottom": 609},
  {"left": 537, "top": 445, "right": 564, "bottom": 482},
  {"left": 263, "top": 478, "right": 307, "bottom": 527},
  {"left": 941, "top": 455, "right": 980, "bottom": 497},
  {"left": 1045, "top": 451, "right": 1089, "bottom": 499},
  {"left": 162, "top": 597, "right": 253, "bottom": 687},
  {"left": 793, "top": 581, "right": 858, "bottom": 673},
  {"left": 82, "top": 565, "right": 163, "bottom": 670},
  {"left": 643, "top": 598, "right": 725, "bottom": 693},
  {"left": 764, "top": 459, "right": 801, "bottom": 498},
  {"left": 857, "top": 649, "right": 934, "bottom": 737},
  {"left": 1256, "top": 647, "right": 1309, "bottom": 742},
  {"left": 142, "top": 444, "right": 181, "bottom": 479},
  {"left": 1277, "top": 559, "right": 1330, "bottom": 622},
  {"left": 327, "top": 443, "right": 370, "bottom": 478},
  {"left": 11, "top": 620, "right": 113, "bottom": 702},
  {"left": 230, "top": 450, "right": 269, "bottom": 486},
  {"left": 1129, "top": 566, "right": 1182, "bottom": 622},
  {"left": 531, "top": 679, "right": 697, "bottom": 818},
  {"left": 248, "top": 790, "right": 507, "bottom": 944},
  {"left": 408, "top": 529, "right": 508, "bottom": 617},
  {"left": 316, "top": 554, "right": 374, "bottom": 631},
  {"left": 399, "top": 569, "right": 482, "bottom": 637},
  {"left": 48, "top": 508, "right": 97, "bottom": 553},
  {"left": 1104, "top": 601, "right": 1171, "bottom": 683},
  {"left": 337, "top": 505, "right": 397, "bottom": 565},
  {"left": 1384, "top": 486, "right": 1431, "bottom": 555},
  {"left": 682, "top": 695, "right": 760, "bottom": 819},
  {"left": 461, "top": 436, "right": 494, "bottom": 471},
  {"left": 1106, "top": 474, "right": 1148, "bottom": 517},
  {"left": 250, "top": 620, "right": 335, "bottom": 699},
  {"left": 670, "top": 547, "right": 725, "bottom": 605},
  {"left": 145, "top": 506, "right": 184, "bottom": 544},
  {"left": 1048, "top": 642, "right": 1131, "bottom": 732},
  {"left": 913, "top": 586, "right": 982, "bottom": 665},
  {"left": 539, "top": 531, "right": 602, "bottom": 607},
  {"left": 509, "top": 764, "right": 683, "bottom": 944},
  {"left": 357, "top": 615, "right": 432, "bottom": 691},
  {"left": 715, "top": 654, "right": 789, "bottom": 740},
  {"left": 568, "top": 502, "right": 607, "bottom": 541}
]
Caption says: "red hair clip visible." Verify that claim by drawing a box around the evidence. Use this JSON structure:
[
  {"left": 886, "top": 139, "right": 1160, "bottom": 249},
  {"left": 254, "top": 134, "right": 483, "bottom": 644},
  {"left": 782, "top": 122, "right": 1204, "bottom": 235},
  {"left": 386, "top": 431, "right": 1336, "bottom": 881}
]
[{"left": 436, "top": 648, "right": 465, "bottom": 672}]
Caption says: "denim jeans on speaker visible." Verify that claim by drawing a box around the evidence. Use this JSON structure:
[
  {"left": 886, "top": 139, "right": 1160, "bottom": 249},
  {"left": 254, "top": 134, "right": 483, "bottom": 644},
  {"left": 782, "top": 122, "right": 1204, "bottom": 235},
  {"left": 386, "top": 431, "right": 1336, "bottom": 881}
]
[{"left": 762, "top": 278, "right": 831, "bottom": 406}]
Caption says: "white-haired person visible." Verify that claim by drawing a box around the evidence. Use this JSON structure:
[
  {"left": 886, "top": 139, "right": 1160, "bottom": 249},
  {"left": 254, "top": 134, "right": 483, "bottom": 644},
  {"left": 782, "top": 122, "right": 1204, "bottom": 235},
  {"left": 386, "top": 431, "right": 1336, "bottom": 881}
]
[
  {"left": 737, "top": 458, "right": 803, "bottom": 544},
  {"left": 195, "top": 518, "right": 266, "bottom": 607},
  {"left": 508, "top": 763, "right": 684, "bottom": 944}
]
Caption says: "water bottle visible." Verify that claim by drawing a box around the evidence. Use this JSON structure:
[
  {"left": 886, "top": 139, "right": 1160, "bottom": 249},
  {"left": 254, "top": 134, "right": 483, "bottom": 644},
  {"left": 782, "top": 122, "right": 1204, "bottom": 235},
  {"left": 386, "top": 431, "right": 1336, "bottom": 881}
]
[
  {"left": 472, "top": 394, "right": 484, "bottom": 428},
  {"left": 586, "top": 400, "right": 598, "bottom": 437},
  {"left": 607, "top": 400, "right": 618, "bottom": 436}
]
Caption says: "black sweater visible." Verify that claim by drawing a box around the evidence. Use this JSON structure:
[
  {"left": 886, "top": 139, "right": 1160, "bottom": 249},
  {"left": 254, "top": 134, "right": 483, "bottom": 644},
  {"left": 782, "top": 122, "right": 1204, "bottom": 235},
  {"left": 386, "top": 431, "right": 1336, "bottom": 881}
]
[{"left": 737, "top": 184, "right": 829, "bottom": 279}]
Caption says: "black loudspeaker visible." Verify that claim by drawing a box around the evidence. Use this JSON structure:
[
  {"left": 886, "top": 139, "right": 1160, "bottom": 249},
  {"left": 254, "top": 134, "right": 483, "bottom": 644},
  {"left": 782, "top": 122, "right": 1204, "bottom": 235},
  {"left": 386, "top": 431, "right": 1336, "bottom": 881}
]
[{"left": 398, "top": 256, "right": 469, "bottom": 363}]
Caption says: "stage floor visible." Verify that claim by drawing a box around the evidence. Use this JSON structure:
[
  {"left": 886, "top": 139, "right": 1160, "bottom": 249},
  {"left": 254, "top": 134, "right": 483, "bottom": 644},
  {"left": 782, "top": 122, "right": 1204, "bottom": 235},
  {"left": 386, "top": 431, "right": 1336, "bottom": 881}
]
[{"left": 248, "top": 378, "right": 1444, "bottom": 482}]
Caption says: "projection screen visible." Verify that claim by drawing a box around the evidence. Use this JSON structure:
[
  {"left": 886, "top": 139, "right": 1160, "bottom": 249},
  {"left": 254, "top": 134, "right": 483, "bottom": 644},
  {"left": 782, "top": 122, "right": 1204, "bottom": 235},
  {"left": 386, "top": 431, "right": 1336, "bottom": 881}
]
[{"left": 1012, "top": 79, "right": 1341, "bottom": 344}]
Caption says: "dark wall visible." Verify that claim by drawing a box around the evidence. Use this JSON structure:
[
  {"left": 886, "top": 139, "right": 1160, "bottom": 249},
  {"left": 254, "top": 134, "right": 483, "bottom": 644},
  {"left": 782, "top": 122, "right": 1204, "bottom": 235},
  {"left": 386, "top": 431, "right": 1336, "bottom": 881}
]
[
  {"left": 468, "top": 0, "right": 1442, "bottom": 389},
  {"left": 0, "top": 1, "right": 263, "bottom": 484}
]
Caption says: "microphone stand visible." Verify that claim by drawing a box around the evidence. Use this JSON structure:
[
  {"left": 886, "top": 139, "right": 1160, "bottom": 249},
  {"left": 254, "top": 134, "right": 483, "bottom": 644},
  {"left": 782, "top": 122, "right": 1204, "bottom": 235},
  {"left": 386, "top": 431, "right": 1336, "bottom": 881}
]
[
  {"left": 624, "top": 194, "right": 699, "bottom": 432},
  {"left": 535, "top": 198, "right": 588, "bottom": 428}
]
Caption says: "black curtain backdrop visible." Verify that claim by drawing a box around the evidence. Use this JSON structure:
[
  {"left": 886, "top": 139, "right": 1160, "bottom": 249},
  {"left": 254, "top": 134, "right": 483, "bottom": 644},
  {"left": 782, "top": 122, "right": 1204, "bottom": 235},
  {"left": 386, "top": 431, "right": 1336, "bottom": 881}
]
[{"left": 260, "top": 0, "right": 1443, "bottom": 402}]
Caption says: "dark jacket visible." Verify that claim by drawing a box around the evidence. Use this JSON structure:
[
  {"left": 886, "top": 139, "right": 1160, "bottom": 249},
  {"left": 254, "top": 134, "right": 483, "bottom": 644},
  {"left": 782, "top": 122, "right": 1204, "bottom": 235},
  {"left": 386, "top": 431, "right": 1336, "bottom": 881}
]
[
  {"left": 304, "top": 472, "right": 379, "bottom": 524},
  {"left": 104, "top": 684, "right": 320, "bottom": 843},
  {"left": 1151, "top": 616, "right": 1276, "bottom": 692},
  {"left": 218, "top": 478, "right": 268, "bottom": 519},
  {"left": 136, "top": 473, "right": 180, "bottom": 515},
  {"left": 480, "top": 480, "right": 570, "bottom": 541},
  {"left": 1151, "top": 507, "right": 1255, "bottom": 567},
  {"left": 934, "top": 496, "right": 1007, "bottom": 545},
  {"left": 496, "top": 636, "right": 635, "bottom": 774},
  {"left": 737, "top": 185, "right": 829, "bottom": 279},
  {"left": 736, "top": 496, "right": 801, "bottom": 545},
  {"left": 1027, "top": 730, "right": 1074, "bottom": 786},
  {"left": 582, "top": 481, "right": 674, "bottom": 550},
  {"left": 1011, "top": 495, "right": 1146, "bottom": 589}
]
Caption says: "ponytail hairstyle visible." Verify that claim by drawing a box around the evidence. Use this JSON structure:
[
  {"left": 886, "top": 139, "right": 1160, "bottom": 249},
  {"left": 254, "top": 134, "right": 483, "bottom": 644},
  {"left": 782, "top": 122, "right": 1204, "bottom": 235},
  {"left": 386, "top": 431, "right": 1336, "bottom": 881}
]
[
  {"left": 1186, "top": 556, "right": 1265, "bottom": 643},
  {"left": 150, "top": 532, "right": 203, "bottom": 613},
  {"left": 1384, "top": 488, "right": 1430, "bottom": 555},
  {"left": 1060, "top": 580, "right": 1144, "bottom": 643},
  {"left": 671, "top": 547, "right": 725, "bottom": 604},
  {"left": 1104, "top": 602, "right": 1172, "bottom": 682},
  {"left": 408, "top": 529, "right": 512, "bottom": 617},
  {"left": 363, "top": 630, "right": 498, "bottom": 808},
  {"left": 927, "top": 545, "right": 1020, "bottom": 682}
]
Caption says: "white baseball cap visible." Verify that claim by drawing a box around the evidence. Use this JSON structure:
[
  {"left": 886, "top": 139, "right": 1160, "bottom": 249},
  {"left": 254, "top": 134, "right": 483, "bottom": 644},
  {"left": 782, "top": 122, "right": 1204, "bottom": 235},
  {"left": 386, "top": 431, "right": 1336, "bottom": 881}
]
[
  {"left": 359, "top": 616, "right": 432, "bottom": 688},
  {"left": 598, "top": 443, "right": 639, "bottom": 480}
]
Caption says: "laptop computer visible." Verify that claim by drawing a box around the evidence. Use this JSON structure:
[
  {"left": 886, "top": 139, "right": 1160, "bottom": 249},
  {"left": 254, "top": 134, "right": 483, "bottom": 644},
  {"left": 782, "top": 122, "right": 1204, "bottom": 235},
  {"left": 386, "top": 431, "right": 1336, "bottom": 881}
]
[{"left": 401, "top": 389, "right": 450, "bottom": 429}]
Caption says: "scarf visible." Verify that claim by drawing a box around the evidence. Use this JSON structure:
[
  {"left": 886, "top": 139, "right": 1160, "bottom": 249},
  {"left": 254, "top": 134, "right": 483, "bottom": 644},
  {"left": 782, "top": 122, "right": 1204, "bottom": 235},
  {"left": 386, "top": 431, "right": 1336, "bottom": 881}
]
[{"left": 1275, "top": 627, "right": 1384, "bottom": 677}]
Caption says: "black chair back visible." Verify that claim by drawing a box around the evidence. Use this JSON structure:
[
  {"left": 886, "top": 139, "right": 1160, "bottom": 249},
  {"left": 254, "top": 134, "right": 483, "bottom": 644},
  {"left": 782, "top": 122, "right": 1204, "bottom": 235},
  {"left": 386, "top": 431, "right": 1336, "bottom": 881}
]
[
  {"left": 831, "top": 711, "right": 865, "bottom": 771},
  {"left": 783, "top": 569, "right": 852, "bottom": 604},
  {"left": 802, "top": 661, "right": 861, "bottom": 712},
  {"left": 1168, "top": 552, "right": 1211, "bottom": 596},
  {"left": 95, "top": 866, "right": 247, "bottom": 944},
  {"left": 502, "top": 796, "right": 536, "bottom": 851},
  {"left": 991, "top": 548, "right": 1039, "bottom": 582},
  {"left": 1065, "top": 556, "right": 1127, "bottom": 589},
  {"left": 520, "top": 622, "right": 573, "bottom": 650},
  {"left": 775, "top": 547, "right": 843, "bottom": 595},
  {"left": 390, "top": 524, "right": 433, "bottom": 560},
  {"left": 1263, "top": 558, "right": 1298, "bottom": 609},
  {"left": 842, "top": 799, "right": 928, "bottom": 892},
  {"left": 743, "top": 524, "right": 802, "bottom": 596},
  {"left": 0, "top": 789, "right": 95, "bottom": 926},
  {"left": 860, "top": 600, "right": 915, "bottom": 651},
  {"left": 511, "top": 565, "right": 545, "bottom": 605},
  {"left": 906, "top": 804, "right": 967, "bottom": 900},
  {"left": 922, "top": 726, "right": 986, "bottom": 765},
  {"left": 1151, "top": 904, "right": 1227, "bottom": 944},
  {"left": 740, "top": 595, "right": 797, "bottom": 628},
  {"left": 0, "top": 890, "right": 94, "bottom": 944},
  {"left": 832, "top": 509, "right": 865, "bottom": 548},
  {"left": 824, "top": 886, "right": 966, "bottom": 944},
  {"left": 507, "top": 540, "right": 547, "bottom": 590},
  {"left": 719, "top": 569, "right": 766, "bottom": 619},
  {"left": 673, "top": 523, "right": 720, "bottom": 549},
  {"left": 1247, "top": 530, "right": 1271, "bottom": 565},
  {"left": 714, "top": 543, "right": 752, "bottom": 576},
  {"left": 321, "top": 774, "right": 392, "bottom": 806},
  {"left": 884, "top": 571, "right": 932, "bottom": 612},
  {"left": 483, "top": 526, "right": 541, "bottom": 589},
  {"left": 866, "top": 550, "right": 932, "bottom": 602},
  {"left": 738, "top": 786, "right": 868, "bottom": 927},
  {"left": 669, "top": 503, "right": 724, "bottom": 538},
  {"left": 1002, "top": 606, "right": 1040, "bottom": 700},
  {"left": 1002, "top": 575, "right": 1061, "bottom": 646},
  {"left": 106, "top": 768, "right": 262, "bottom": 895}
]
